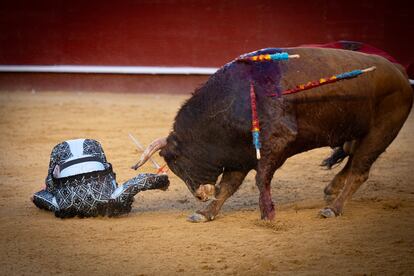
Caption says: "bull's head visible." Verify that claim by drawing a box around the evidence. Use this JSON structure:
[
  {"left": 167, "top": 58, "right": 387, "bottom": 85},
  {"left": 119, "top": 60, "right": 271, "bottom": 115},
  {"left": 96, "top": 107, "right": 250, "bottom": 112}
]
[{"left": 132, "top": 133, "right": 223, "bottom": 201}]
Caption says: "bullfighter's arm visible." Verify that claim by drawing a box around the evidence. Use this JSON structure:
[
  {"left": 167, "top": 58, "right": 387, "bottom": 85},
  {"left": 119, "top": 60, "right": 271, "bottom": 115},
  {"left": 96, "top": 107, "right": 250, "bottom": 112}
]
[{"left": 110, "top": 173, "right": 169, "bottom": 202}]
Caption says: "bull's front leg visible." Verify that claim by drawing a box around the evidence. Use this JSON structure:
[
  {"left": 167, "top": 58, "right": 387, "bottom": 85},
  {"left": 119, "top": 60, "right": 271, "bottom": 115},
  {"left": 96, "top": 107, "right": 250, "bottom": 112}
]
[
  {"left": 255, "top": 112, "right": 297, "bottom": 220},
  {"left": 188, "top": 170, "right": 248, "bottom": 223},
  {"left": 255, "top": 132, "right": 292, "bottom": 220},
  {"left": 256, "top": 156, "right": 286, "bottom": 220}
]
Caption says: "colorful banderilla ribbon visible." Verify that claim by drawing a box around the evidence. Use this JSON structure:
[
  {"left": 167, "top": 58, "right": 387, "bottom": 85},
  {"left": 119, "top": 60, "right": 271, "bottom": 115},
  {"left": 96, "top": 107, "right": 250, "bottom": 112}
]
[
  {"left": 250, "top": 81, "right": 261, "bottom": 160},
  {"left": 278, "top": 66, "right": 376, "bottom": 96},
  {"left": 238, "top": 52, "right": 300, "bottom": 62}
]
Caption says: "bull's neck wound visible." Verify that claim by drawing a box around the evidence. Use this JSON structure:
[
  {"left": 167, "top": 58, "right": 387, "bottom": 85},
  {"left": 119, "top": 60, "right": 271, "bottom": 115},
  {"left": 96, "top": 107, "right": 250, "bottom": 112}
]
[
  {"left": 195, "top": 49, "right": 290, "bottom": 159},
  {"left": 239, "top": 48, "right": 298, "bottom": 160},
  {"left": 244, "top": 48, "right": 288, "bottom": 98}
]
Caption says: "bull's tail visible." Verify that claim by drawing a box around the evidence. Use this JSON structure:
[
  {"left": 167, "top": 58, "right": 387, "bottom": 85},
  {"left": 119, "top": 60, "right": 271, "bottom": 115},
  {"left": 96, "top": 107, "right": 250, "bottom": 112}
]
[{"left": 321, "top": 147, "right": 348, "bottom": 169}]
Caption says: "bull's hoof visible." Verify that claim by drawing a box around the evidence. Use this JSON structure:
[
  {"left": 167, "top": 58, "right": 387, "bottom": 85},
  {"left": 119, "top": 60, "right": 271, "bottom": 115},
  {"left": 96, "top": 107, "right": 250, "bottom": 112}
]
[
  {"left": 319, "top": 207, "right": 337, "bottom": 218},
  {"left": 187, "top": 212, "right": 208, "bottom": 223}
]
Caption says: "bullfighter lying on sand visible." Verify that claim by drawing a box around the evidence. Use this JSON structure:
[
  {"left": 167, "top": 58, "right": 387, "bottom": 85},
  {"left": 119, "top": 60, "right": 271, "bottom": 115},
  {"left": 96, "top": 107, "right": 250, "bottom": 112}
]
[{"left": 32, "top": 138, "right": 169, "bottom": 218}]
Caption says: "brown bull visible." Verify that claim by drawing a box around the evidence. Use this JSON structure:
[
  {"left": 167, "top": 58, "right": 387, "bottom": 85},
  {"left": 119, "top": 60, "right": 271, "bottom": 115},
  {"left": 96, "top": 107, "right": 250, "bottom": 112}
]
[{"left": 133, "top": 47, "right": 413, "bottom": 222}]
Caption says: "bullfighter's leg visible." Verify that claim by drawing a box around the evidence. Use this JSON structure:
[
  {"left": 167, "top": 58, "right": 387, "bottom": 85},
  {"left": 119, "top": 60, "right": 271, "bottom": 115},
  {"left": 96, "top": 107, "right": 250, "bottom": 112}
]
[
  {"left": 320, "top": 92, "right": 412, "bottom": 218},
  {"left": 188, "top": 170, "right": 248, "bottom": 222}
]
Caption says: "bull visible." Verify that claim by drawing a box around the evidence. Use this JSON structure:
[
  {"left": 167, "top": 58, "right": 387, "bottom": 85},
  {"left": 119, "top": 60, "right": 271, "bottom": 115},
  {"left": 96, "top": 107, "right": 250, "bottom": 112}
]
[{"left": 133, "top": 47, "right": 413, "bottom": 222}]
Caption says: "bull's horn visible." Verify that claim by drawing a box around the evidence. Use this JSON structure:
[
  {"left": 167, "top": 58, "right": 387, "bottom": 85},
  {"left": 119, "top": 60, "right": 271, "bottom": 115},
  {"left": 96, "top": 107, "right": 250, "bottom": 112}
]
[{"left": 131, "top": 137, "right": 167, "bottom": 170}]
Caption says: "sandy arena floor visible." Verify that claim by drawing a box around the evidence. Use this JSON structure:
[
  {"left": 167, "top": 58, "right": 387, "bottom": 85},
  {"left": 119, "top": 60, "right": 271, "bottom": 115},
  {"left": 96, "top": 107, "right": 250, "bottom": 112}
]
[{"left": 0, "top": 91, "right": 413, "bottom": 275}]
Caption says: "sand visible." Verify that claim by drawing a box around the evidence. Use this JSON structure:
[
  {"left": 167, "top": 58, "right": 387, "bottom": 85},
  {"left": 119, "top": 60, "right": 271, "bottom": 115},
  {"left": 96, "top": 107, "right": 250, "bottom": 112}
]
[{"left": 0, "top": 91, "right": 413, "bottom": 275}]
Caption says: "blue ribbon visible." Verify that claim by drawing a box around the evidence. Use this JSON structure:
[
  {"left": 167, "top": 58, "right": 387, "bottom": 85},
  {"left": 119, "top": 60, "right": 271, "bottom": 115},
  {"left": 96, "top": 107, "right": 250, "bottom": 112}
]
[
  {"left": 252, "top": 131, "right": 261, "bottom": 149},
  {"left": 270, "top": 52, "right": 289, "bottom": 61},
  {"left": 336, "top": 69, "right": 362, "bottom": 80}
]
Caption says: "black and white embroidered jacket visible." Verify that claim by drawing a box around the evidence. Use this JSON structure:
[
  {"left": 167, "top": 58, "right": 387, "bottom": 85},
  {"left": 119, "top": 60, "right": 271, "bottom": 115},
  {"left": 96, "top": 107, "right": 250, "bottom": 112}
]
[{"left": 32, "top": 139, "right": 169, "bottom": 218}]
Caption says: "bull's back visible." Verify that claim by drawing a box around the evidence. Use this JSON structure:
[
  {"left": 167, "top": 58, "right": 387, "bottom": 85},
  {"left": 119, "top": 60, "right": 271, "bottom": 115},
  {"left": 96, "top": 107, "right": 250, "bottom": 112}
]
[{"left": 278, "top": 47, "right": 412, "bottom": 150}]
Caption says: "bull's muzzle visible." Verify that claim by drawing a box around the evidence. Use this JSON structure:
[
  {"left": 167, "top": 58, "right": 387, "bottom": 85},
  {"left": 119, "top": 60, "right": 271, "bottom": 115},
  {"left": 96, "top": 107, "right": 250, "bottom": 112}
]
[{"left": 195, "top": 184, "right": 216, "bottom": 202}]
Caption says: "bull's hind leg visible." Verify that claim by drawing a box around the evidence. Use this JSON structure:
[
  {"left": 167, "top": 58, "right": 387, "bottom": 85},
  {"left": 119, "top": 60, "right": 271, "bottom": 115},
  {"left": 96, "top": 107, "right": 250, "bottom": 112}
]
[
  {"left": 188, "top": 170, "right": 248, "bottom": 222},
  {"left": 320, "top": 95, "right": 411, "bottom": 218},
  {"left": 321, "top": 131, "right": 401, "bottom": 218},
  {"left": 323, "top": 157, "right": 352, "bottom": 203},
  {"left": 320, "top": 166, "right": 370, "bottom": 218},
  {"left": 323, "top": 140, "right": 359, "bottom": 202}
]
